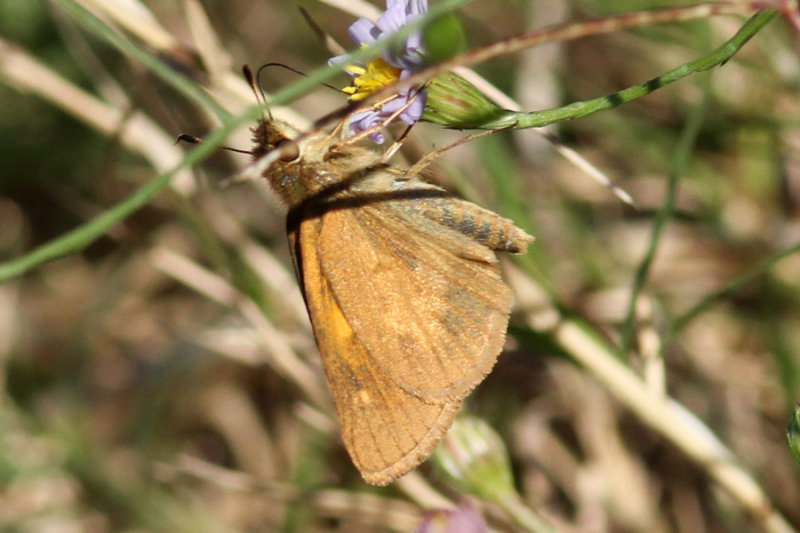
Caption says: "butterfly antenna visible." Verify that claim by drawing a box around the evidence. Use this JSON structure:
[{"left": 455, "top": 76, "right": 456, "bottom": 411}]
[
  {"left": 243, "top": 64, "right": 272, "bottom": 121},
  {"left": 175, "top": 133, "right": 252, "bottom": 155},
  {"left": 256, "top": 62, "right": 342, "bottom": 94}
]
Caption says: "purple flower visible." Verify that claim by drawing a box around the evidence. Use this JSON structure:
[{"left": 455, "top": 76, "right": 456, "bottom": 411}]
[
  {"left": 347, "top": 0, "right": 427, "bottom": 70},
  {"left": 347, "top": 85, "right": 427, "bottom": 144},
  {"left": 330, "top": 0, "right": 429, "bottom": 143}
]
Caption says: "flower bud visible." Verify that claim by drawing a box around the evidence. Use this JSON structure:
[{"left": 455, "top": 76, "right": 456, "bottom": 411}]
[
  {"left": 433, "top": 415, "right": 516, "bottom": 503},
  {"left": 422, "top": 73, "right": 512, "bottom": 129}
]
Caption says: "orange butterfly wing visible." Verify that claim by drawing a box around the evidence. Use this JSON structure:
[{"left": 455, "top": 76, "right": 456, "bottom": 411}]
[{"left": 288, "top": 177, "right": 517, "bottom": 485}]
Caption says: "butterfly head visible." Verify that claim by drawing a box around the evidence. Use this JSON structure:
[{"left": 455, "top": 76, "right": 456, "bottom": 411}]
[
  {"left": 251, "top": 118, "right": 319, "bottom": 208},
  {"left": 251, "top": 116, "right": 386, "bottom": 210}
]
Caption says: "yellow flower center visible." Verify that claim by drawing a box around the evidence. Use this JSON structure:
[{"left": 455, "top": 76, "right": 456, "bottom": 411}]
[{"left": 342, "top": 52, "right": 402, "bottom": 101}]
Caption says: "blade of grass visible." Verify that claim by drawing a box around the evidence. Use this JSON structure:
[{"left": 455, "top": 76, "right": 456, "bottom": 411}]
[
  {"left": 518, "top": 309, "right": 798, "bottom": 533},
  {"left": 618, "top": 76, "right": 712, "bottom": 359},
  {"left": 53, "top": 0, "right": 472, "bottom": 126},
  {"left": 52, "top": 0, "right": 231, "bottom": 120},
  {"left": 477, "top": 10, "right": 778, "bottom": 130},
  {"left": 669, "top": 240, "right": 800, "bottom": 338},
  {"left": 0, "top": 124, "right": 224, "bottom": 282}
]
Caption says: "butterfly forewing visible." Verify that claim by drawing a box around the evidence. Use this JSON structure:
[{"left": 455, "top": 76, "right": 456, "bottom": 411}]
[{"left": 290, "top": 212, "right": 464, "bottom": 485}]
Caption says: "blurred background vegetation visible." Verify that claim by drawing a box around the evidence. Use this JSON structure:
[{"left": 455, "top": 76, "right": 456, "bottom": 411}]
[{"left": 1, "top": 0, "right": 799, "bottom": 531}]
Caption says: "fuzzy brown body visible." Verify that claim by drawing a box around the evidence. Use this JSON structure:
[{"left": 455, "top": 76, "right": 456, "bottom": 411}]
[{"left": 252, "top": 118, "right": 532, "bottom": 485}]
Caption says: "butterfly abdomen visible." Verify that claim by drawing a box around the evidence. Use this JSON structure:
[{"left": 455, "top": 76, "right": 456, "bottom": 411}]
[{"left": 423, "top": 197, "right": 533, "bottom": 254}]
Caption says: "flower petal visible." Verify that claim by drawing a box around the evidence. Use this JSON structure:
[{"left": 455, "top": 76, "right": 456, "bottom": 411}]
[
  {"left": 386, "top": 0, "right": 408, "bottom": 15},
  {"left": 377, "top": 5, "right": 408, "bottom": 34},
  {"left": 400, "top": 91, "right": 426, "bottom": 123},
  {"left": 349, "top": 110, "right": 388, "bottom": 144},
  {"left": 408, "top": 0, "right": 427, "bottom": 15},
  {"left": 328, "top": 53, "right": 351, "bottom": 67},
  {"left": 348, "top": 18, "right": 380, "bottom": 45}
]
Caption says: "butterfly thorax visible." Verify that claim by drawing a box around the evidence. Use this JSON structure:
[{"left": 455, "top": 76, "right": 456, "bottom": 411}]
[{"left": 252, "top": 118, "right": 389, "bottom": 210}]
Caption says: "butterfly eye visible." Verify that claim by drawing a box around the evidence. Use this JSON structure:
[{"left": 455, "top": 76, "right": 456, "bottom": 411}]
[{"left": 275, "top": 139, "right": 300, "bottom": 162}]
